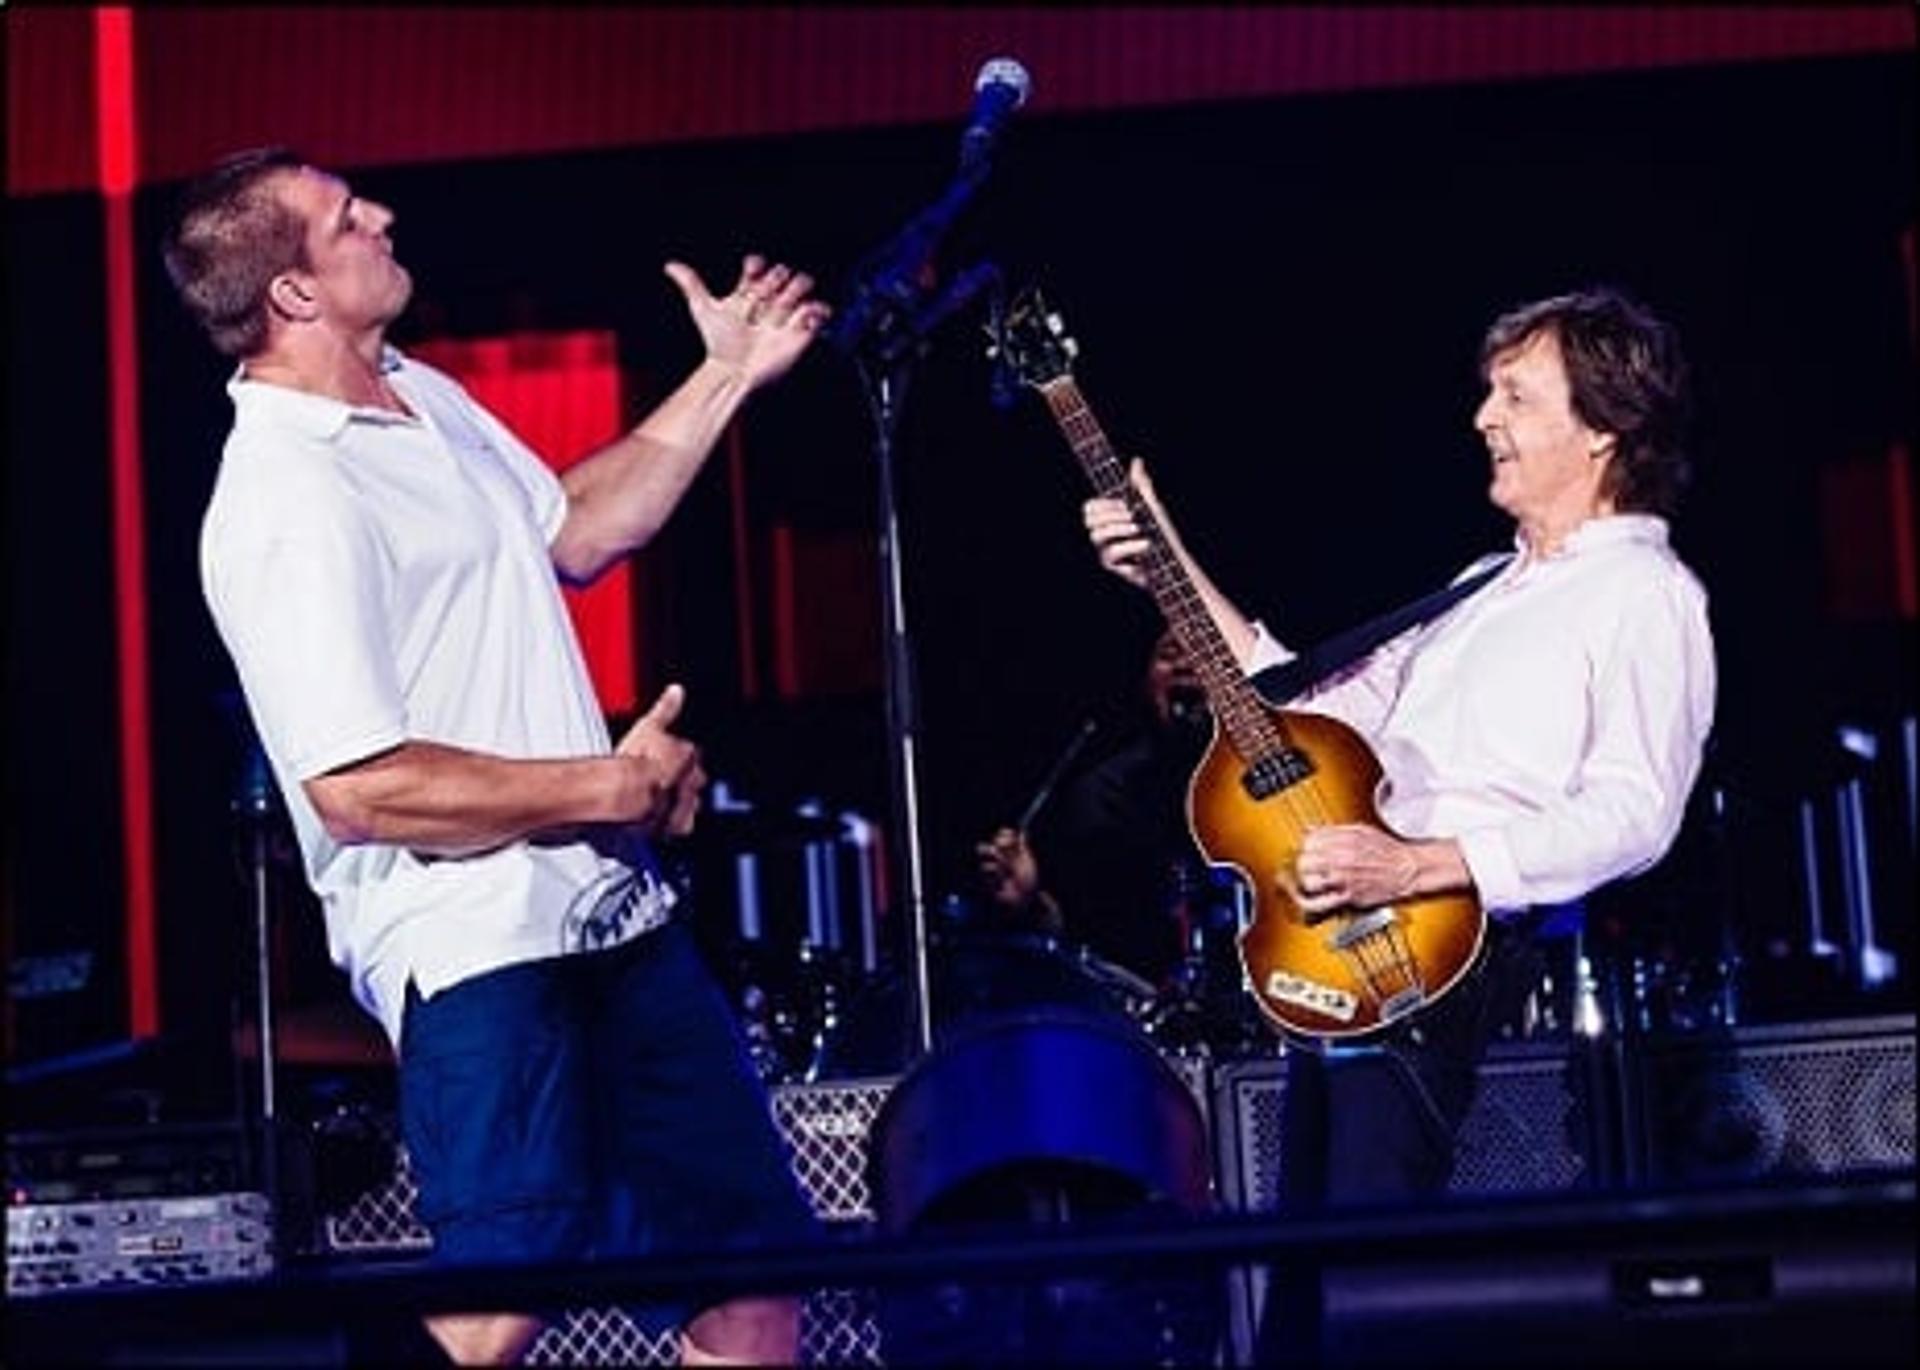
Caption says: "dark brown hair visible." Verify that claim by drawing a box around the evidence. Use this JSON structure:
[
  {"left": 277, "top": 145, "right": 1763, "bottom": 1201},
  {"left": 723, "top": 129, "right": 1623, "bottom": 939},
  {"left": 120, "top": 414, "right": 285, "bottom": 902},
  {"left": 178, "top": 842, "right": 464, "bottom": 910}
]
[
  {"left": 1482, "top": 286, "right": 1693, "bottom": 516},
  {"left": 160, "top": 147, "right": 309, "bottom": 359}
]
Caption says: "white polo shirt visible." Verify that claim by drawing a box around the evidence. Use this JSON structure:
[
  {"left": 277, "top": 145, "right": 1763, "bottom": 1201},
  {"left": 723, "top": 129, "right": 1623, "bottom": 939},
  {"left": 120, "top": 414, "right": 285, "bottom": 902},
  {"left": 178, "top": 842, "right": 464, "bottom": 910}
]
[
  {"left": 1248, "top": 515, "right": 1716, "bottom": 915},
  {"left": 200, "top": 349, "right": 671, "bottom": 1049}
]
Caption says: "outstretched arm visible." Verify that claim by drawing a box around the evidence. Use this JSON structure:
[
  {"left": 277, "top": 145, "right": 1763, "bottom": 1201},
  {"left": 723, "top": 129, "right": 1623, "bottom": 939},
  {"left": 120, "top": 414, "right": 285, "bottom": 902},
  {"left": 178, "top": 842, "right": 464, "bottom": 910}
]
[{"left": 550, "top": 256, "right": 832, "bottom": 584}]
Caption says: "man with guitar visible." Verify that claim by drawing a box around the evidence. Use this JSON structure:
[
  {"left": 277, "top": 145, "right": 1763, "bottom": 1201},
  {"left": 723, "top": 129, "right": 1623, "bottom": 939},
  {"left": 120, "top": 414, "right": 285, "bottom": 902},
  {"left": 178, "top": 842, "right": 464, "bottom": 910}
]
[
  {"left": 1080, "top": 286, "right": 1716, "bottom": 1208},
  {"left": 165, "top": 149, "right": 829, "bottom": 1364}
]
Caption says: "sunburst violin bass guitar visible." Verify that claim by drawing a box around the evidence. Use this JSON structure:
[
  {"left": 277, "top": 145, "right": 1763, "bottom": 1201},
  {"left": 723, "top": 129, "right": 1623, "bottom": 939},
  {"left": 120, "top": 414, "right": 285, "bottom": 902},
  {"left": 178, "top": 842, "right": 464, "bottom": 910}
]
[{"left": 988, "top": 289, "right": 1487, "bottom": 1041}]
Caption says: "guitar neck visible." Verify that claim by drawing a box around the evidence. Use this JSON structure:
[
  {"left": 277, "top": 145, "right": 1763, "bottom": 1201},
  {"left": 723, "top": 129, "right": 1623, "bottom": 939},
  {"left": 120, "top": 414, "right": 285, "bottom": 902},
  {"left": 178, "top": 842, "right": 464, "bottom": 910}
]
[{"left": 1038, "top": 377, "right": 1288, "bottom": 764}]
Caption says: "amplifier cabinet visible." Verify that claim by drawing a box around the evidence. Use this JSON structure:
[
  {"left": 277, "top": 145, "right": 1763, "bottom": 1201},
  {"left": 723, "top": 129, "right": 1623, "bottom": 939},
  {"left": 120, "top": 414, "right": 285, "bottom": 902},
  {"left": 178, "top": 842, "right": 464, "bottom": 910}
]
[
  {"left": 1213, "top": 1039, "right": 1595, "bottom": 1366},
  {"left": 1213, "top": 1039, "right": 1594, "bottom": 1212},
  {"left": 1625, "top": 1014, "right": 1915, "bottom": 1184}
]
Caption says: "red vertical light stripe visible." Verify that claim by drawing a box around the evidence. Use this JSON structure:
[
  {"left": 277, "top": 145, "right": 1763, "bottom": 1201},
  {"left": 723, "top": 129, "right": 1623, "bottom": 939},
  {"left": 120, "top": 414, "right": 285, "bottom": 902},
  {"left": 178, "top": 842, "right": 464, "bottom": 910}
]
[
  {"left": 770, "top": 523, "right": 799, "bottom": 698},
  {"left": 725, "top": 424, "right": 759, "bottom": 700},
  {"left": 93, "top": 8, "right": 136, "bottom": 193},
  {"left": 94, "top": 6, "right": 159, "bottom": 1037},
  {"left": 1888, "top": 443, "right": 1917, "bottom": 620}
]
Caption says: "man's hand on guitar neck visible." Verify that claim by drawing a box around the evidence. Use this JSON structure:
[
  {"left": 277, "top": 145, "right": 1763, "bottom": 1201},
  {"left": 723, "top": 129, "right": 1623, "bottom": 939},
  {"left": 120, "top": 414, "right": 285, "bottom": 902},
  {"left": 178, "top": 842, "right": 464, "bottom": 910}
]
[
  {"left": 1289, "top": 824, "right": 1473, "bottom": 921},
  {"left": 1083, "top": 459, "right": 1257, "bottom": 665}
]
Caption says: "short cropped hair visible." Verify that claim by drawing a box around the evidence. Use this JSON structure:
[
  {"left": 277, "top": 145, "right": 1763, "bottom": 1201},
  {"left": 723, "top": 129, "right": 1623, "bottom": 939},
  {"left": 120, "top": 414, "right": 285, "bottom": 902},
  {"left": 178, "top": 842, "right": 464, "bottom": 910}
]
[
  {"left": 1482, "top": 286, "right": 1693, "bottom": 517},
  {"left": 161, "top": 147, "right": 309, "bottom": 359}
]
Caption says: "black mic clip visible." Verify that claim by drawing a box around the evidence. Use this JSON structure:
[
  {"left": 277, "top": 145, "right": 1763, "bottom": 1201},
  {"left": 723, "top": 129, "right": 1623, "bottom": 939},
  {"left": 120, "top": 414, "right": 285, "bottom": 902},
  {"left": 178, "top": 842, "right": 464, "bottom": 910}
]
[{"left": 828, "top": 162, "right": 991, "bottom": 364}]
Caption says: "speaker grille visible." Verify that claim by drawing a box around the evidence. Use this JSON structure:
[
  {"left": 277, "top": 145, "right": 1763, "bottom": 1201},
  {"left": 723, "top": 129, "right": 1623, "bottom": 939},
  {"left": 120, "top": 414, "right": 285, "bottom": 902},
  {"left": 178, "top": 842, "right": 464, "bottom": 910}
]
[
  {"left": 1213, "top": 1040, "right": 1591, "bottom": 1211},
  {"left": 1632, "top": 1015, "right": 1915, "bottom": 1183},
  {"left": 1450, "top": 1048, "right": 1590, "bottom": 1194},
  {"left": 1212, "top": 1041, "right": 1592, "bottom": 1367}
]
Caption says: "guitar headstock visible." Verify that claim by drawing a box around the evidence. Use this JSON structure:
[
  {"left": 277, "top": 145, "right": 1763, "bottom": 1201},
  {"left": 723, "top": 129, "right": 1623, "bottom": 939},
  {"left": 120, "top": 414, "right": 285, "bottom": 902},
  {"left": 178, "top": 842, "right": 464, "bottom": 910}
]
[{"left": 986, "top": 286, "right": 1078, "bottom": 390}]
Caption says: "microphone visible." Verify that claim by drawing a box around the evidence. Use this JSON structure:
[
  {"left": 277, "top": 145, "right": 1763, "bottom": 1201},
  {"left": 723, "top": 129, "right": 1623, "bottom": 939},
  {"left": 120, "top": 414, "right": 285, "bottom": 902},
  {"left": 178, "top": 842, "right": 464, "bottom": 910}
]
[{"left": 960, "top": 57, "right": 1031, "bottom": 169}]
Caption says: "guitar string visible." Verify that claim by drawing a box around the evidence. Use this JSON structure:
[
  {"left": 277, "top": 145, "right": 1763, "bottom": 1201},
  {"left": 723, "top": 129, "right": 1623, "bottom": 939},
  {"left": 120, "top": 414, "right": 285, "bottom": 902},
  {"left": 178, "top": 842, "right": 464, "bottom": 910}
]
[
  {"left": 1047, "top": 387, "right": 1352, "bottom": 915},
  {"left": 1039, "top": 368, "right": 1426, "bottom": 1023},
  {"left": 1019, "top": 312, "right": 1444, "bottom": 1029},
  {"left": 1046, "top": 382, "right": 1341, "bottom": 851}
]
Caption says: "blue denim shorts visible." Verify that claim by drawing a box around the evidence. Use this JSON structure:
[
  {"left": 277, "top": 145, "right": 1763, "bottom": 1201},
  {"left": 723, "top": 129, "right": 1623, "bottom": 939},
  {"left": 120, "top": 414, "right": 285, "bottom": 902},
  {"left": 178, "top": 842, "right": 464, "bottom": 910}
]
[{"left": 398, "top": 920, "right": 820, "bottom": 1329}]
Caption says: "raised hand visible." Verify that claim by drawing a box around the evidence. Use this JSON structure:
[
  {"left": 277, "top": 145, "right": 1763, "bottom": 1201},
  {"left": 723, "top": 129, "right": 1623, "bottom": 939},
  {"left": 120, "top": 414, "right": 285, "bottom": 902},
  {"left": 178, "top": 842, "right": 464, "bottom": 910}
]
[{"left": 662, "top": 254, "right": 833, "bottom": 391}]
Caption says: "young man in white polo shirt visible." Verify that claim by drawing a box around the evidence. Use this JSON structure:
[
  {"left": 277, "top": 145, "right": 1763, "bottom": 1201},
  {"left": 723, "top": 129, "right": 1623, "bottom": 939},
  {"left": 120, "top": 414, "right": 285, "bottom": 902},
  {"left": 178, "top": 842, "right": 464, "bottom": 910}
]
[{"left": 165, "top": 147, "right": 831, "bottom": 1365}]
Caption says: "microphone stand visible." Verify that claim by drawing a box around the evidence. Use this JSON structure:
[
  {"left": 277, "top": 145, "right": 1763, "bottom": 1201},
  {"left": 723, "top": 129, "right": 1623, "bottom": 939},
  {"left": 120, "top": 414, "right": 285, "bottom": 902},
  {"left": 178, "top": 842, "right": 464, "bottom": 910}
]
[
  {"left": 831, "top": 159, "right": 1004, "bottom": 1059},
  {"left": 230, "top": 731, "right": 286, "bottom": 1254}
]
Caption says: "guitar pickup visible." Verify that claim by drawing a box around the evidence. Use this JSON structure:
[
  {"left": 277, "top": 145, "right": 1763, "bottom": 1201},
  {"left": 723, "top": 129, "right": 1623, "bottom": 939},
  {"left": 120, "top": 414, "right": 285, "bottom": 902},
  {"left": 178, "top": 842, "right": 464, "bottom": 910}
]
[{"left": 1241, "top": 748, "right": 1314, "bottom": 799}]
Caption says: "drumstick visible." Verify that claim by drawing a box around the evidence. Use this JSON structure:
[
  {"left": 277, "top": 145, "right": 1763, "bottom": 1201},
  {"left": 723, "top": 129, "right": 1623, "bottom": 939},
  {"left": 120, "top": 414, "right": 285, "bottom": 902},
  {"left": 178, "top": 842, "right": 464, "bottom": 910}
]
[{"left": 1016, "top": 717, "right": 1099, "bottom": 831}]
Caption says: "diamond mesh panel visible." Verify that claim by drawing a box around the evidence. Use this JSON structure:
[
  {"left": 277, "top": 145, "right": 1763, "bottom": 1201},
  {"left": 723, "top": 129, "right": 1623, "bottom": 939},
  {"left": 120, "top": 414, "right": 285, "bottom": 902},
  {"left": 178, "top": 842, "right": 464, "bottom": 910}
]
[
  {"left": 769, "top": 1078, "right": 894, "bottom": 1221},
  {"left": 314, "top": 1080, "right": 896, "bottom": 1363},
  {"left": 519, "top": 1287, "right": 884, "bottom": 1366},
  {"left": 802, "top": 1285, "right": 885, "bottom": 1365},
  {"left": 526, "top": 1306, "right": 679, "bottom": 1365},
  {"left": 321, "top": 1140, "right": 432, "bottom": 1254}
]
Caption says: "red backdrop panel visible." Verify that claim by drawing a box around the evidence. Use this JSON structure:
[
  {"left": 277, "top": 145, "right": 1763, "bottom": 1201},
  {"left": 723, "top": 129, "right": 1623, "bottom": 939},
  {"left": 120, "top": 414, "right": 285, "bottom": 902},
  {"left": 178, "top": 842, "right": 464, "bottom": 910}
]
[
  {"left": 10, "top": 7, "right": 1915, "bottom": 196},
  {"left": 410, "top": 331, "right": 641, "bottom": 716}
]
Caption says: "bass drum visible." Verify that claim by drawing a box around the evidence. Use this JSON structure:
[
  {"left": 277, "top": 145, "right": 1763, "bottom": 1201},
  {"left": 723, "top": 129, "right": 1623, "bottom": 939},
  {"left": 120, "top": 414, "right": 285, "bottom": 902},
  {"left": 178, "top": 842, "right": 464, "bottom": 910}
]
[
  {"left": 864, "top": 1007, "right": 1223, "bottom": 1365},
  {"left": 811, "top": 929, "right": 1155, "bottom": 1079}
]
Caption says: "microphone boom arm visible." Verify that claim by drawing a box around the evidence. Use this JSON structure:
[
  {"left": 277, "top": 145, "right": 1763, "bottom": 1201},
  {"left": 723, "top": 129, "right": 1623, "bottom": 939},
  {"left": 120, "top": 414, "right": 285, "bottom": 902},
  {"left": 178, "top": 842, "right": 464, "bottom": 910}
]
[{"left": 829, "top": 160, "right": 991, "bottom": 361}]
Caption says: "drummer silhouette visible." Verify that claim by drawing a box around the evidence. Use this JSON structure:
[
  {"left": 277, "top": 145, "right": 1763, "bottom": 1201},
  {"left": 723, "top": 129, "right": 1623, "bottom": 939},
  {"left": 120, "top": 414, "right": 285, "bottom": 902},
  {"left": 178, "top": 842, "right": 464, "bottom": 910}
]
[
  {"left": 973, "top": 626, "right": 1213, "bottom": 989},
  {"left": 819, "top": 629, "right": 1240, "bottom": 1077}
]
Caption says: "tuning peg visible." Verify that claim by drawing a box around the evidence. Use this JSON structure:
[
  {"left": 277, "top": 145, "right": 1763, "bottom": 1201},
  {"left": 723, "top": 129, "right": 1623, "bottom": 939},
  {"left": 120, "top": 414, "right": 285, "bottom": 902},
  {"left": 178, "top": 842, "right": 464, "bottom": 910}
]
[
  {"left": 1046, "top": 313, "right": 1064, "bottom": 334},
  {"left": 1064, "top": 339, "right": 1080, "bottom": 359}
]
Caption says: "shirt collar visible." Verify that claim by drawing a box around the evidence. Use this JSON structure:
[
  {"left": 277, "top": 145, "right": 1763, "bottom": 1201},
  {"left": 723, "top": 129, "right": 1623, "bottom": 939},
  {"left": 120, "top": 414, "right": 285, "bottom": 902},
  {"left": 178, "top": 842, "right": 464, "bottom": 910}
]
[
  {"left": 1511, "top": 513, "right": 1670, "bottom": 561},
  {"left": 226, "top": 345, "right": 412, "bottom": 442}
]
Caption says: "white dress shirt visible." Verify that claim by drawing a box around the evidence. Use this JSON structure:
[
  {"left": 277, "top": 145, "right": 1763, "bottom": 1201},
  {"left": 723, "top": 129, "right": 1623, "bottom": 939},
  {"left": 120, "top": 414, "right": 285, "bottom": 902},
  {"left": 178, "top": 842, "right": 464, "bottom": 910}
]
[{"left": 1247, "top": 515, "right": 1716, "bottom": 914}]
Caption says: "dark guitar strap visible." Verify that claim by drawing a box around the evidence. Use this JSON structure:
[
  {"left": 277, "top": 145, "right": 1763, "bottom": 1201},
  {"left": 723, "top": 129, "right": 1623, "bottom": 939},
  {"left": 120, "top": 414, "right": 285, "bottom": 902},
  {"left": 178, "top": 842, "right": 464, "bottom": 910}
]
[{"left": 1249, "top": 552, "right": 1515, "bottom": 703}]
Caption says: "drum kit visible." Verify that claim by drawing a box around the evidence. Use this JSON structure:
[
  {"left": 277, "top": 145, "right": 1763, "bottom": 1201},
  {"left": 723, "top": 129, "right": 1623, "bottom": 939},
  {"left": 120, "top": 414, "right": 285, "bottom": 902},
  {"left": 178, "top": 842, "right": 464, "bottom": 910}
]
[
  {"left": 671, "top": 786, "right": 1276, "bottom": 1086},
  {"left": 674, "top": 786, "right": 1739, "bottom": 1078}
]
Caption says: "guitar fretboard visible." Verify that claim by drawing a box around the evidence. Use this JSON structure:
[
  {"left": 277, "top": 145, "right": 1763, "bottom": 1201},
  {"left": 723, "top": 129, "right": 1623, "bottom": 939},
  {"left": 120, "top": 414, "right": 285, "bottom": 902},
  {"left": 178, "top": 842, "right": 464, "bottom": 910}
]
[{"left": 1039, "top": 378, "right": 1296, "bottom": 771}]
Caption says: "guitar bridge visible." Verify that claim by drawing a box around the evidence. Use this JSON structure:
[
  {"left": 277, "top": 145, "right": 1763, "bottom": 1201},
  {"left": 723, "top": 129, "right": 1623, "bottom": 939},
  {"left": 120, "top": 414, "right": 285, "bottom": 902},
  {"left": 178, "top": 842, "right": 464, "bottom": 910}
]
[
  {"left": 1241, "top": 748, "right": 1314, "bottom": 799},
  {"left": 1324, "top": 905, "right": 1428, "bottom": 1020}
]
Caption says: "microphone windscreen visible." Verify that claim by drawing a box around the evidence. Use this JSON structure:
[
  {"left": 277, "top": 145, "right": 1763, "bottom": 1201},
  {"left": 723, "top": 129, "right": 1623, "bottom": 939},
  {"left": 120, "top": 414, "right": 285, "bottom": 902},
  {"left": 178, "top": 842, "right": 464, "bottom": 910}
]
[{"left": 974, "top": 57, "right": 1031, "bottom": 106}]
